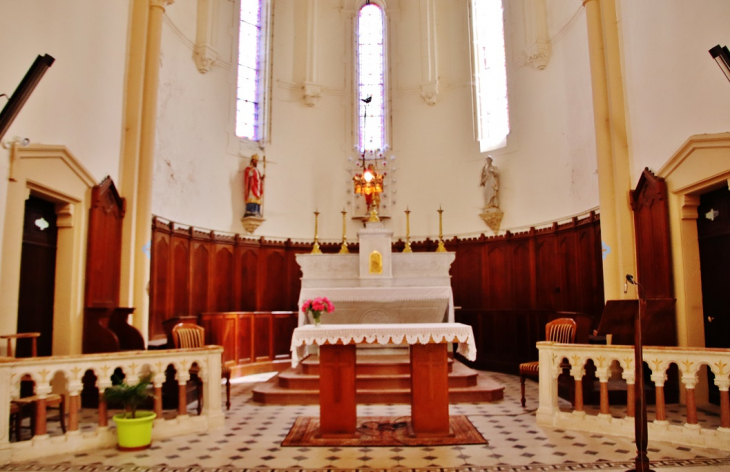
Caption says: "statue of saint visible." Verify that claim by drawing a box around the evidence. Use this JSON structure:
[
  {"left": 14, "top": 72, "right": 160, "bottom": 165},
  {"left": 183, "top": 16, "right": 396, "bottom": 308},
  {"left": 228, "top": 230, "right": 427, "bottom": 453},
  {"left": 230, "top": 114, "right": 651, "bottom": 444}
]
[
  {"left": 480, "top": 156, "right": 499, "bottom": 209},
  {"left": 244, "top": 154, "right": 264, "bottom": 217}
]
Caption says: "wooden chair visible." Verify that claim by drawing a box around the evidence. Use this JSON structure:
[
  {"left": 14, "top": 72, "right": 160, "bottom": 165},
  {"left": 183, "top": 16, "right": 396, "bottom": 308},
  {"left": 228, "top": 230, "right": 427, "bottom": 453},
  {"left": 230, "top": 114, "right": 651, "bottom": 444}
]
[
  {"left": 2, "top": 333, "right": 66, "bottom": 440},
  {"left": 519, "top": 318, "right": 577, "bottom": 407},
  {"left": 171, "top": 323, "right": 232, "bottom": 412}
]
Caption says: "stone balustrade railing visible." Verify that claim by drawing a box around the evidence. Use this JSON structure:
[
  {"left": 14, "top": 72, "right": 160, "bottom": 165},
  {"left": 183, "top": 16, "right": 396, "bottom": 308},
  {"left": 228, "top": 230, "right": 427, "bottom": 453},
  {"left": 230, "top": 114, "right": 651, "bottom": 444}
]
[
  {"left": 0, "top": 346, "right": 224, "bottom": 463},
  {"left": 536, "top": 342, "right": 730, "bottom": 450}
]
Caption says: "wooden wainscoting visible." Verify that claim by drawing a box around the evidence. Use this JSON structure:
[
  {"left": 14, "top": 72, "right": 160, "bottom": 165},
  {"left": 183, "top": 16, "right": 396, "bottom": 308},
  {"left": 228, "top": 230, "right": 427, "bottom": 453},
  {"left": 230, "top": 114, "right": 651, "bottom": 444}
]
[
  {"left": 199, "top": 311, "right": 298, "bottom": 377},
  {"left": 456, "top": 309, "right": 597, "bottom": 375}
]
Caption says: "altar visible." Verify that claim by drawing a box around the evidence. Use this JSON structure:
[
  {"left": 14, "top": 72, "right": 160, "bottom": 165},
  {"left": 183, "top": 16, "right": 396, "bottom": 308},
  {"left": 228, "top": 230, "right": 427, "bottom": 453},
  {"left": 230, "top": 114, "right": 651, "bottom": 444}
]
[
  {"left": 290, "top": 323, "right": 476, "bottom": 438},
  {"left": 296, "top": 221, "right": 456, "bottom": 326}
]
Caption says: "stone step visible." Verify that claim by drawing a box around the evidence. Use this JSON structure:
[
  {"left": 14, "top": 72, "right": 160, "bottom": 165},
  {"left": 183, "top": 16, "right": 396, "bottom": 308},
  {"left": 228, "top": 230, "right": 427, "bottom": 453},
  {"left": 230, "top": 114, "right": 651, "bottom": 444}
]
[
  {"left": 301, "top": 354, "right": 454, "bottom": 376},
  {"left": 279, "top": 361, "right": 475, "bottom": 390},
  {"left": 252, "top": 357, "right": 504, "bottom": 405}
]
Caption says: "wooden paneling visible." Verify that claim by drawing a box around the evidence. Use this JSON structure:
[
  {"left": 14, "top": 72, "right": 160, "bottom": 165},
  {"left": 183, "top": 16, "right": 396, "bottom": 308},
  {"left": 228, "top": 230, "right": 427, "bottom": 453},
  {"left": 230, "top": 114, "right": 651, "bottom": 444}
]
[
  {"left": 237, "top": 313, "right": 253, "bottom": 364},
  {"left": 631, "top": 168, "right": 673, "bottom": 299},
  {"left": 85, "top": 177, "right": 124, "bottom": 308},
  {"left": 199, "top": 311, "right": 297, "bottom": 374},
  {"left": 457, "top": 309, "right": 597, "bottom": 374},
  {"left": 253, "top": 313, "right": 272, "bottom": 361},
  {"left": 150, "top": 213, "right": 604, "bottom": 352}
]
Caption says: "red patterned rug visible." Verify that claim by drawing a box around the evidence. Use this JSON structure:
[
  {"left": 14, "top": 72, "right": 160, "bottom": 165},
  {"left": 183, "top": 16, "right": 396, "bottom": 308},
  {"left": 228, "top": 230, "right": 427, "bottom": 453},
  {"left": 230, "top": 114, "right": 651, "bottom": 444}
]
[{"left": 281, "top": 415, "right": 488, "bottom": 447}]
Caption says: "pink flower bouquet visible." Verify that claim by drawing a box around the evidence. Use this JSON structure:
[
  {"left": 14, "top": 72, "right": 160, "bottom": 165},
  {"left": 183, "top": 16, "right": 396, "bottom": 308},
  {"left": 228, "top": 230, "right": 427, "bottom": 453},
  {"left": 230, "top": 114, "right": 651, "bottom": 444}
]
[{"left": 301, "top": 297, "right": 335, "bottom": 326}]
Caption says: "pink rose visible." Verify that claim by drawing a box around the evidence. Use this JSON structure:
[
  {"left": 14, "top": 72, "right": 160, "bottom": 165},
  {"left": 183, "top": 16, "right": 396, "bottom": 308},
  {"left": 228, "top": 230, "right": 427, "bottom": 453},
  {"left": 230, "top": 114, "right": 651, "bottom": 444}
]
[
  {"left": 301, "top": 299, "right": 311, "bottom": 313},
  {"left": 312, "top": 301, "right": 325, "bottom": 312}
]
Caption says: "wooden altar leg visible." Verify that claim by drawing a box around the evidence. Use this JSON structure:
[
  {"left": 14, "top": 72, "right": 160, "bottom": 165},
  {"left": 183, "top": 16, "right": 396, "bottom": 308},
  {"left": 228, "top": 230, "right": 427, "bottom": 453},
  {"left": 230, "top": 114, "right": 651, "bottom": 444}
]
[
  {"left": 319, "top": 344, "right": 356, "bottom": 438},
  {"left": 410, "top": 343, "right": 451, "bottom": 437}
]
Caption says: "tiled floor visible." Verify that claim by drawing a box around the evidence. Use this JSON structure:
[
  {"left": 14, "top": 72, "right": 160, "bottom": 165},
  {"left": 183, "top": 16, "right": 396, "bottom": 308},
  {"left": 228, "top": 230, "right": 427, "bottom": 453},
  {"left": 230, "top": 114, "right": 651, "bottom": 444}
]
[{"left": 5, "top": 370, "right": 730, "bottom": 472}]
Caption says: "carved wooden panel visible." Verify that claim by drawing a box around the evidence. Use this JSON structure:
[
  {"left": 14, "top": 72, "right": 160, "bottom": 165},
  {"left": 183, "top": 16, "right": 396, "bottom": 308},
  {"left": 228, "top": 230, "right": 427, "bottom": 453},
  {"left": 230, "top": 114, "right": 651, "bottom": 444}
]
[
  {"left": 212, "top": 243, "right": 234, "bottom": 312},
  {"left": 451, "top": 242, "right": 483, "bottom": 310},
  {"left": 273, "top": 312, "right": 298, "bottom": 359},
  {"left": 261, "top": 249, "right": 287, "bottom": 311},
  {"left": 631, "top": 168, "right": 673, "bottom": 299},
  {"left": 171, "top": 234, "right": 190, "bottom": 317},
  {"left": 237, "top": 313, "right": 253, "bottom": 363},
  {"left": 534, "top": 232, "right": 558, "bottom": 309},
  {"left": 199, "top": 312, "right": 237, "bottom": 364},
  {"left": 253, "top": 313, "right": 272, "bottom": 361},
  {"left": 237, "top": 247, "right": 258, "bottom": 311},
  {"left": 149, "top": 232, "right": 170, "bottom": 340},
  {"left": 191, "top": 242, "right": 210, "bottom": 317},
  {"left": 511, "top": 242, "right": 531, "bottom": 309},
  {"left": 485, "top": 243, "right": 510, "bottom": 309},
  {"left": 85, "top": 177, "right": 125, "bottom": 308}
]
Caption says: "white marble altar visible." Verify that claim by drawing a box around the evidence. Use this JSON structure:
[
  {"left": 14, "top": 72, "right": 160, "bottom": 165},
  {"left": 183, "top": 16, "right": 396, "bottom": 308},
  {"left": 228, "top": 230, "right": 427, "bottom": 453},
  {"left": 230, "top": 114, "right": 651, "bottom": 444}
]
[{"left": 295, "top": 221, "right": 456, "bottom": 326}]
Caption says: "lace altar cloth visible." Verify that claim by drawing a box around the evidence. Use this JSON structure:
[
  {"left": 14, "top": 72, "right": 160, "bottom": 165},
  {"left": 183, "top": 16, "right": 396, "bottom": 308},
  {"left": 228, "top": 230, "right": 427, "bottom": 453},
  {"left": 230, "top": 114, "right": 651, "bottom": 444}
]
[
  {"left": 290, "top": 323, "right": 476, "bottom": 367},
  {"left": 297, "top": 286, "right": 454, "bottom": 326}
]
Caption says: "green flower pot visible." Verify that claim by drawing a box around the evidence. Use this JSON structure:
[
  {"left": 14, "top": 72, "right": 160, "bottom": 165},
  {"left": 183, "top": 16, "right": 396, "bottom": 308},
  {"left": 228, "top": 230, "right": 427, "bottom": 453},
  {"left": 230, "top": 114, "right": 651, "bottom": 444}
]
[{"left": 112, "top": 411, "right": 156, "bottom": 451}]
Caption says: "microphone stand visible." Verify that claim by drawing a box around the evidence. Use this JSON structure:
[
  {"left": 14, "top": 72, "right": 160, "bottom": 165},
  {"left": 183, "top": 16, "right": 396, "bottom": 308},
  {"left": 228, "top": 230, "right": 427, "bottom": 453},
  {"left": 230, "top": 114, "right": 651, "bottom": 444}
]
[{"left": 626, "top": 274, "right": 653, "bottom": 472}]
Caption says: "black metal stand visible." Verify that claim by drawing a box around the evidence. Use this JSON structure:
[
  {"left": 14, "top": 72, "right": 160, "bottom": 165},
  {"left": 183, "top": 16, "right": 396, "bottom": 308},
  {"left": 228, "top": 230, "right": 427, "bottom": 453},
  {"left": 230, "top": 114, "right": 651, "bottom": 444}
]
[{"left": 626, "top": 275, "right": 654, "bottom": 472}]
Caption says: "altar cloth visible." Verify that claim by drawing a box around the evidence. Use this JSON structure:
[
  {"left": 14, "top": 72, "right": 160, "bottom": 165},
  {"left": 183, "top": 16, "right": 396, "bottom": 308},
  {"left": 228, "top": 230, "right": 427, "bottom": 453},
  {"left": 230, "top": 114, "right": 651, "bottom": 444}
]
[{"left": 290, "top": 322, "right": 476, "bottom": 367}]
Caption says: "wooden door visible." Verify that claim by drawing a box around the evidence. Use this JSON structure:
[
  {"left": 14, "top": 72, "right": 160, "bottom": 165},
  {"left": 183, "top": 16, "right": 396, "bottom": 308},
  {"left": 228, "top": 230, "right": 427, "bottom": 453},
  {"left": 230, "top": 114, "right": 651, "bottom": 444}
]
[
  {"left": 17, "top": 195, "right": 58, "bottom": 357},
  {"left": 697, "top": 186, "right": 730, "bottom": 404}
]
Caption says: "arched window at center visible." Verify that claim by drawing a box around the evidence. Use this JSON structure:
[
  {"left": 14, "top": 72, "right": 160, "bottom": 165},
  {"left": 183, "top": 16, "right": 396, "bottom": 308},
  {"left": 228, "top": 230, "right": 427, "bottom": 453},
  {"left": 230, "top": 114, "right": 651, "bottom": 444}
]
[{"left": 357, "top": 3, "right": 385, "bottom": 152}]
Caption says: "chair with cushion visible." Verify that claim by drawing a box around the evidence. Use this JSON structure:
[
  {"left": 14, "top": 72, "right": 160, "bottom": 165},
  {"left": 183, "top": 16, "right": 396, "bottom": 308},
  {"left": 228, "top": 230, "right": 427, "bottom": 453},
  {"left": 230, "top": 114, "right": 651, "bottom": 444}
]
[
  {"left": 519, "top": 317, "right": 577, "bottom": 407},
  {"left": 171, "top": 323, "right": 232, "bottom": 412},
  {"left": 2, "top": 333, "right": 66, "bottom": 440}
]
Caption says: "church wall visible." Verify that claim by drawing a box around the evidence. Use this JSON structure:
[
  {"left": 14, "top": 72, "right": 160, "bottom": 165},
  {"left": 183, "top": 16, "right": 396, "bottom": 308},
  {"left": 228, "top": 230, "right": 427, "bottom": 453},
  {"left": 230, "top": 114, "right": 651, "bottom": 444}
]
[
  {"left": 150, "top": 0, "right": 602, "bottom": 241},
  {"left": 618, "top": 0, "right": 730, "bottom": 180},
  {"left": 0, "top": 0, "right": 129, "bottom": 349},
  {"left": 0, "top": 0, "right": 128, "bottom": 183}
]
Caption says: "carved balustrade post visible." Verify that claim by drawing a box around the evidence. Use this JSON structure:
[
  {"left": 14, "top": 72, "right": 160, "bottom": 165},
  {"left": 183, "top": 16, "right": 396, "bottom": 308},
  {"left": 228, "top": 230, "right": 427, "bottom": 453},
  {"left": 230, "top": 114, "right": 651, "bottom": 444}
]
[
  {"left": 177, "top": 370, "right": 191, "bottom": 416},
  {"left": 571, "top": 362, "right": 586, "bottom": 414},
  {"left": 596, "top": 366, "right": 611, "bottom": 417},
  {"left": 153, "top": 374, "right": 164, "bottom": 419},
  {"left": 716, "top": 379, "right": 730, "bottom": 431},
  {"left": 682, "top": 375, "right": 700, "bottom": 428},
  {"left": 68, "top": 388, "right": 81, "bottom": 432},
  {"left": 622, "top": 366, "right": 636, "bottom": 418},
  {"left": 650, "top": 372, "right": 668, "bottom": 423}
]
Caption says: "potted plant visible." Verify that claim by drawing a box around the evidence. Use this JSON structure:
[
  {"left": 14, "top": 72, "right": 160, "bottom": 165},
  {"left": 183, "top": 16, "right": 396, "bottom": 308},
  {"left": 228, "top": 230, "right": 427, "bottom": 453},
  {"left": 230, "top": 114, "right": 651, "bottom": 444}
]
[{"left": 104, "top": 373, "right": 156, "bottom": 451}]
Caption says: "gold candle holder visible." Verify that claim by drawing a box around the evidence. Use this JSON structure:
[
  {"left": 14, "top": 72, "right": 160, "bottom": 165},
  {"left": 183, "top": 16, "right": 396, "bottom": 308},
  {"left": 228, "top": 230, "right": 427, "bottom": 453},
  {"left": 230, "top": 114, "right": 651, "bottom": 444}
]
[
  {"left": 403, "top": 207, "right": 413, "bottom": 253},
  {"left": 311, "top": 209, "right": 322, "bottom": 254},
  {"left": 436, "top": 205, "right": 447, "bottom": 252},
  {"left": 339, "top": 209, "right": 349, "bottom": 254}
]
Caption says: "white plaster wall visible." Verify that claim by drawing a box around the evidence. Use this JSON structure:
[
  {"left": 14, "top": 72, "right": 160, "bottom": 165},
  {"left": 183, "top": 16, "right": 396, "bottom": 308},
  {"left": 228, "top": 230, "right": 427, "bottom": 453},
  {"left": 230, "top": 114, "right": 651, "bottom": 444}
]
[
  {"left": 0, "top": 0, "right": 128, "bottom": 182},
  {"left": 0, "top": 0, "right": 129, "bottom": 289},
  {"left": 619, "top": 0, "right": 730, "bottom": 180},
  {"left": 152, "top": 0, "right": 600, "bottom": 241}
]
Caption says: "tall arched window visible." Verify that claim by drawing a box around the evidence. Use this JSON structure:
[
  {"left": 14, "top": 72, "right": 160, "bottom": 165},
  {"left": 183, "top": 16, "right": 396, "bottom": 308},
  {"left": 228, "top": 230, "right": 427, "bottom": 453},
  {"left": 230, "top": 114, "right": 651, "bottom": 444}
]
[
  {"left": 357, "top": 3, "right": 386, "bottom": 152},
  {"left": 236, "top": 0, "right": 265, "bottom": 141},
  {"left": 471, "top": 0, "right": 509, "bottom": 152}
]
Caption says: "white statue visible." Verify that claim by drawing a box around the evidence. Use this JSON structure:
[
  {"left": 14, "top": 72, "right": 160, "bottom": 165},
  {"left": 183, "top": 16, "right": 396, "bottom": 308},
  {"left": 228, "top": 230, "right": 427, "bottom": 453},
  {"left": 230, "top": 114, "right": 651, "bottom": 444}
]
[{"left": 480, "top": 156, "right": 499, "bottom": 209}]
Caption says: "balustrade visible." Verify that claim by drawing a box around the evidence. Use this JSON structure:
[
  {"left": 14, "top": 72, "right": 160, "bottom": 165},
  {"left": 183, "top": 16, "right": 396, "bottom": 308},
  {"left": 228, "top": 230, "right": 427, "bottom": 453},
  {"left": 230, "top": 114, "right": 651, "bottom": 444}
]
[
  {"left": 537, "top": 342, "right": 730, "bottom": 450},
  {"left": 0, "top": 346, "right": 224, "bottom": 463}
]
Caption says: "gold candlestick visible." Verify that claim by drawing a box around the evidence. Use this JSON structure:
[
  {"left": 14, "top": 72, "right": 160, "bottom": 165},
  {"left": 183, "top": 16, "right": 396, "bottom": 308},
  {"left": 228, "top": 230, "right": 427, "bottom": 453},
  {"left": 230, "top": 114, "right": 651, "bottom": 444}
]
[
  {"left": 403, "top": 207, "right": 413, "bottom": 253},
  {"left": 339, "top": 209, "right": 349, "bottom": 254},
  {"left": 311, "top": 209, "right": 322, "bottom": 254},
  {"left": 436, "top": 205, "right": 446, "bottom": 252}
]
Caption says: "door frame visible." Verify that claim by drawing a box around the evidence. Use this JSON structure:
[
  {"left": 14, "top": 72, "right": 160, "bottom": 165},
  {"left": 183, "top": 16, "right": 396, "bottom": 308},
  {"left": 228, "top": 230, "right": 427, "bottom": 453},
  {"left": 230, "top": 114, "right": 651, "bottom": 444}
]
[
  {"left": 658, "top": 132, "right": 730, "bottom": 403},
  {"left": 0, "top": 144, "right": 95, "bottom": 356}
]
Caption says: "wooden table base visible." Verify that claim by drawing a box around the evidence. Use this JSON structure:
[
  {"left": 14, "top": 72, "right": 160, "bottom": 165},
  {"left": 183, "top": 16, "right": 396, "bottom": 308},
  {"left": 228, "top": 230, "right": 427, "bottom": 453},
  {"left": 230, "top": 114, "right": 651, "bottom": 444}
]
[
  {"left": 410, "top": 343, "right": 452, "bottom": 437},
  {"left": 318, "top": 344, "right": 357, "bottom": 438}
]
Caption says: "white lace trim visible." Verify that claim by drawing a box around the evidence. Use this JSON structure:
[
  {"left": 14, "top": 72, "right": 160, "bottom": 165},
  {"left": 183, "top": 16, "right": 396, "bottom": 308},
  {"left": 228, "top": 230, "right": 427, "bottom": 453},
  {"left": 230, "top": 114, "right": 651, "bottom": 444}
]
[{"left": 290, "top": 323, "right": 476, "bottom": 367}]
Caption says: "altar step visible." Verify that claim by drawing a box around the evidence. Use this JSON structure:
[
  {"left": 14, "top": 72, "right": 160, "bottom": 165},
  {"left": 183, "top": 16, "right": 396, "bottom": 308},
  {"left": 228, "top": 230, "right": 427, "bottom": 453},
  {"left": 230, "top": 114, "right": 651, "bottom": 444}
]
[{"left": 252, "top": 354, "right": 504, "bottom": 405}]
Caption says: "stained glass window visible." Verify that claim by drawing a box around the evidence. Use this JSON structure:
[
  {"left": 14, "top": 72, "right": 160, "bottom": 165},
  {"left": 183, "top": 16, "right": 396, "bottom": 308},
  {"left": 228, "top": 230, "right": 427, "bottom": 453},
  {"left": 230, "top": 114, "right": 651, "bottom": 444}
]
[
  {"left": 357, "top": 3, "right": 385, "bottom": 152},
  {"left": 472, "top": 0, "right": 509, "bottom": 152},
  {"left": 236, "top": 0, "right": 263, "bottom": 140}
]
